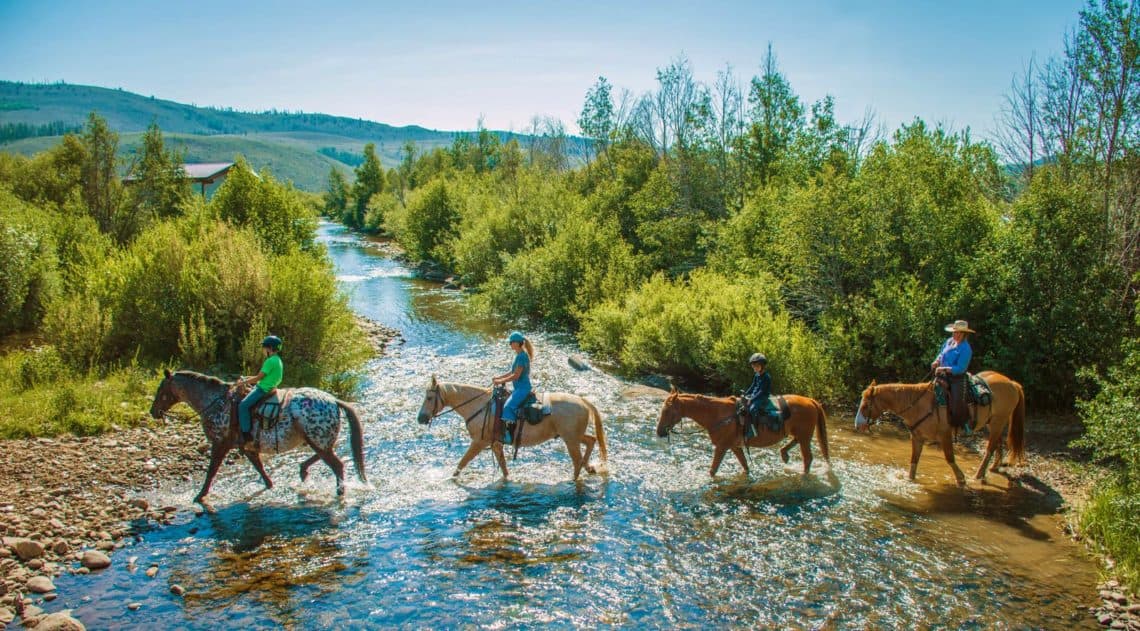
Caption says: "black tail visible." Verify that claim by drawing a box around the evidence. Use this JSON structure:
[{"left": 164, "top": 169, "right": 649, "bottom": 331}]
[{"left": 337, "top": 400, "right": 367, "bottom": 483}]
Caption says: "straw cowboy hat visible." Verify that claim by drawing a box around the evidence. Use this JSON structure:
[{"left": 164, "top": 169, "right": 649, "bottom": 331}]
[{"left": 944, "top": 320, "right": 975, "bottom": 333}]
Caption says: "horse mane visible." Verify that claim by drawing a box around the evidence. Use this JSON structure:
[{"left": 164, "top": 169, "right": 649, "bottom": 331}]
[
  {"left": 174, "top": 370, "right": 230, "bottom": 387},
  {"left": 674, "top": 392, "right": 735, "bottom": 405}
]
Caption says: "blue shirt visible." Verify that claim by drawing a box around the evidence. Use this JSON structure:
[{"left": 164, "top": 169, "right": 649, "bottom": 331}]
[
  {"left": 744, "top": 371, "right": 771, "bottom": 400},
  {"left": 510, "top": 351, "right": 531, "bottom": 392},
  {"left": 934, "top": 338, "right": 972, "bottom": 375}
]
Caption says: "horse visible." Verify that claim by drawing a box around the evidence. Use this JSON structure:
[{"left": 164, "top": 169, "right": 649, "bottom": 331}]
[
  {"left": 853, "top": 371, "right": 1026, "bottom": 486},
  {"left": 149, "top": 369, "right": 367, "bottom": 502},
  {"left": 415, "top": 375, "right": 608, "bottom": 480},
  {"left": 655, "top": 387, "right": 831, "bottom": 477}
]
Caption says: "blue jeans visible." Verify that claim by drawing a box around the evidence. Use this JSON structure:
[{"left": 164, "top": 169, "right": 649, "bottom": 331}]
[
  {"left": 239, "top": 387, "right": 270, "bottom": 433},
  {"left": 747, "top": 396, "right": 764, "bottom": 418},
  {"left": 501, "top": 387, "right": 531, "bottom": 422}
]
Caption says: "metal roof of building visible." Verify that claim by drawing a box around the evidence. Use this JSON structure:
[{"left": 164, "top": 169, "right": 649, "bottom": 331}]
[{"left": 181, "top": 162, "right": 234, "bottom": 180}]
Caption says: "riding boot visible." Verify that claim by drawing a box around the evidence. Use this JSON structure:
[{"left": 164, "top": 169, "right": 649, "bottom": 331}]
[{"left": 503, "top": 421, "right": 515, "bottom": 444}]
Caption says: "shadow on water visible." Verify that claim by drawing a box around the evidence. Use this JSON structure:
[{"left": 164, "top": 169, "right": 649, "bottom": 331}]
[{"left": 876, "top": 471, "right": 1068, "bottom": 543}]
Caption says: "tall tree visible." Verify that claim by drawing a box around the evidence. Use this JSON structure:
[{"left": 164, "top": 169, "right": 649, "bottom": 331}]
[
  {"left": 79, "top": 112, "right": 124, "bottom": 239},
  {"left": 745, "top": 44, "right": 805, "bottom": 187},
  {"left": 350, "top": 143, "right": 384, "bottom": 228},
  {"left": 324, "top": 167, "right": 348, "bottom": 219},
  {"left": 578, "top": 76, "right": 616, "bottom": 169},
  {"left": 129, "top": 123, "right": 190, "bottom": 224}
]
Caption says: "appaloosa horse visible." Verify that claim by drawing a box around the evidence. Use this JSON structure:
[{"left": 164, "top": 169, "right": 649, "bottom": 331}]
[
  {"left": 655, "top": 387, "right": 831, "bottom": 476},
  {"left": 416, "top": 375, "right": 607, "bottom": 480},
  {"left": 854, "top": 371, "right": 1026, "bottom": 486},
  {"left": 150, "top": 369, "right": 367, "bottom": 502}
]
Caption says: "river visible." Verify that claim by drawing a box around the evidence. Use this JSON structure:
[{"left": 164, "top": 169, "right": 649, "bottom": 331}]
[{"left": 45, "top": 221, "right": 1097, "bottom": 629}]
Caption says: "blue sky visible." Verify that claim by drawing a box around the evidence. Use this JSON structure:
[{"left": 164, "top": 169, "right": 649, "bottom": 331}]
[{"left": 0, "top": 0, "right": 1083, "bottom": 139}]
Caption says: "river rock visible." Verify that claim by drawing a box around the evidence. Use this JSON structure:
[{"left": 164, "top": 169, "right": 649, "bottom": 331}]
[
  {"left": 0, "top": 606, "right": 13, "bottom": 624},
  {"left": 145, "top": 566, "right": 157, "bottom": 578},
  {"left": 170, "top": 584, "right": 184, "bottom": 596},
  {"left": 1101, "top": 613, "right": 1117, "bottom": 625},
  {"left": 36, "top": 610, "right": 86, "bottom": 631},
  {"left": 127, "top": 602, "right": 140, "bottom": 611},
  {"left": 23, "top": 604, "right": 44, "bottom": 619},
  {"left": 127, "top": 498, "right": 149, "bottom": 510},
  {"left": 7, "top": 538, "right": 45, "bottom": 561},
  {"left": 95, "top": 540, "right": 114, "bottom": 552},
  {"left": 27, "top": 559, "right": 43, "bottom": 570},
  {"left": 25, "top": 576, "right": 55, "bottom": 593},
  {"left": 80, "top": 551, "right": 110, "bottom": 570},
  {"left": 567, "top": 355, "right": 591, "bottom": 371},
  {"left": 53, "top": 541, "right": 69, "bottom": 555}
]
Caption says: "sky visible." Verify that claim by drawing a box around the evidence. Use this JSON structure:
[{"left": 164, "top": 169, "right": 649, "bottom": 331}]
[{"left": 0, "top": 0, "right": 1085, "bottom": 139}]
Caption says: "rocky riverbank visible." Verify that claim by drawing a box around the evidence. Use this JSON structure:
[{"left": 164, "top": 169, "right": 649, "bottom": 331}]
[{"left": 0, "top": 417, "right": 206, "bottom": 629}]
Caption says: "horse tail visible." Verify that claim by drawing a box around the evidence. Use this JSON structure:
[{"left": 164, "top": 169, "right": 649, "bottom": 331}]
[
  {"left": 337, "top": 400, "right": 368, "bottom": 483},
  {"left": 814, "top": 400, "right": 831, "bottom": 463},
  {"left": 1008, "top": 382, "right": 1026, "bottom": 465},
  {"left": 585, "top": 398, "right": 608, "bottom": 463}
]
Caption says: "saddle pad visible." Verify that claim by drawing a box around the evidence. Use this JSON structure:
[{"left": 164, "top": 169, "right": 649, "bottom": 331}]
[
  {"left": 765, "top": 395, "right": 791, "bottom": 421},
  {"left": 255, "top": 389, "right": 293, "bottom": 426}
]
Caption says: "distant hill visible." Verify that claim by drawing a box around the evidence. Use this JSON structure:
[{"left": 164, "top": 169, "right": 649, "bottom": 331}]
[{"left": 0, "top": 81, "right": 580, "bottom": 191}]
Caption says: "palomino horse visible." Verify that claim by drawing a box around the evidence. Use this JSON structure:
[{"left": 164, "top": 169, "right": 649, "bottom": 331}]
[
  {"left": 150, "top": 369, "right": 367, "bottom": 502},
  {"left": 655, "top": 387, "right": 831, "bottom": 476},
  {"left": 853, "top": 371, "right": 1025, "bottom": 486},
  {"left": 415, "top": 376, "right": 607, "bottom": 480}
]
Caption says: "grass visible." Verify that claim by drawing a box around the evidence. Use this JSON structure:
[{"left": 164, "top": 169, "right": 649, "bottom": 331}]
[
  {"left": 1081, "top": 476, "right": 1140, "bottom": 594},
  {"left": 0, "top": 346, "right": 161, "bottom": 438}
]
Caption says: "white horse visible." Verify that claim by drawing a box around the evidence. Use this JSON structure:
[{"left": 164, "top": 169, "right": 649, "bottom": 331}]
[{"left": 416, "top": 375, "right": 608, "bottom": 480}]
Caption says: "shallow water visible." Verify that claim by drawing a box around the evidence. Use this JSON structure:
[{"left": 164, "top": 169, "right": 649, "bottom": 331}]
[{"left": 41, "top": 222, "right": 1097, "bottom": 629}]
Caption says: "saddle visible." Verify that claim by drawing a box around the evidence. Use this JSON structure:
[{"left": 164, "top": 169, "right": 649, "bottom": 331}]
[
  {"left": 736, "top": 395, "right": 791, "bottom": 433},
  {"left": 933, "top": 373, "right": 992, "bottom": 429},
  {"left": 490, "top": 387, "right": 552, "bottom": 458},
  {"left": 228, "top": 382, "right": 294, "bottom": 439}
]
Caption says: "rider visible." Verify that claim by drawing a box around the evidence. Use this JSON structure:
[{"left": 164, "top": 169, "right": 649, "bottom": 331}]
[
  {"left": 491, "top": 331, "right": 534, "bottom": 444},
  {"left": 931, "top": 320, "right": 973, "bottom": 428},
  {"left": 741, "top": 353, "right": 772, "bottom": 437},
  {"left": 237, "top": 335, "right": 284, "bottom": 450}
]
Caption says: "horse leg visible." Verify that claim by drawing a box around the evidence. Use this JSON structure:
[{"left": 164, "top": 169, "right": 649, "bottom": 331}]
[
  {"left": 941, "top": 436, "right": 966, "bottom": 487},
  {"left": 709, "top": 446, "right": 728, "bottom": 477},
  {"left": 453, "top": 441, "right": 484, "bottom": 478},
  {"left": 779, "top": 438, "right": 797, "bottom": 464},
  {"left": 301, "top": 434, "right": 346, "bottom": 495},
  {"left": 299, "top": 454, "right": 321, "bottom": 481},
  {"left": 562, "top": 435, "right": 584, "bottom": 480},
  {"left": 581, "top": 434, "right": 597, "bottom": 474},
  {"left": 908, "top": 435, "right": 924, "bottom": 482},
  {"left": 799, "top": 435, "right": 813, "bottom": 475},
  {"left": 731, "top": 448, "right": 749, "bottom": 475},
  {"left": 974, "top": 430, "right": 1002, "bottom": 481},
  {"left": 195, "top": 443, "right": 230, "bottom": 503},
  {"left": 490, "top": 442, "right": 509, "bottom": 479},
  {"left": 243, "top": 450, "right": 274, "bottom": 490}
]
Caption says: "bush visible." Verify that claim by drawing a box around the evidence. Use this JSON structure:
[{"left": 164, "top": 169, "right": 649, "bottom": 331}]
[
  {"left": 387, "top": 178, "right": 460, "bottom": 263},
  {"left": 580, "top": 270, "right": 839, "bottom": 397},
  {"left": 209, "top": 156, "right": 318, "bottom": 255},
  {"left": 0, "top": 189, "right": 59, "bottom": 335}
]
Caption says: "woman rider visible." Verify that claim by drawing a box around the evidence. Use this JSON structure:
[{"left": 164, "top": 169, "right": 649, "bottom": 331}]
[
  {"left": 237, "top": 335, "right": 284, "bottom": 450},
  {"left": 491, "top": 331, "right": 535, "bottom": 443},
  {"left": 931, "top": 320, "right": 973, "bottom": 428}
]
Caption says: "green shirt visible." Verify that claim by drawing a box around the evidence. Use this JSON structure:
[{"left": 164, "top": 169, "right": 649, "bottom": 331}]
[{"left": 258, "top": 354, "right": 283, "bottom": 392}]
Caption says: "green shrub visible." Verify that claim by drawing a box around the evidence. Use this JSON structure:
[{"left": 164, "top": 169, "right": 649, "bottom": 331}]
[
  {"left": 209, "top": 156, "right": 318, "bottom": 255},
  {"left": 15, "top": 345, "right": 65, "bottom": 391},
  {"left": 0, "top": 189, "right": 59, "bottom": 334},
  {"left": 1079, "top": 478, "right": 1140, "bottom": 593},
  {"left": 580, "top": 270, "right": 838, "bottom": 397},
  {"left": 387, "top": 178, "right": 460, "bottom": 264}
]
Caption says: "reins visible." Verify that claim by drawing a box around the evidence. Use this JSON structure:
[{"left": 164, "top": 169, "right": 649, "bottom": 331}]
[
  {"left": 424, "top": 383, "right": 489, "bottom": 426},
  {"left": 866, "top": 382, "right": 936, "bottom": 432}
]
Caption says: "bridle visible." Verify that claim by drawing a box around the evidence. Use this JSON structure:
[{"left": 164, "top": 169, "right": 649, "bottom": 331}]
[
  {"left": 422, "top": 382, "right": 491, "bottom": 426},
  {"left": 862, "top": 383, "right": 936, "bottom": 432}
]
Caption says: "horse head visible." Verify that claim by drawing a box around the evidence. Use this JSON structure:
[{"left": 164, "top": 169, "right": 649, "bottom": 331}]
[
  {"left": 150, "top": 368, "right": 180, "bottom": 419},
  {"left": 655, "top": 387, "right": 683, "bottom": 437},
  {"left": 854, "top": 380, "right": 879, "bottom": 432},
  {"left": 417, "top": 375, "right": 442, "bottom": 425}
]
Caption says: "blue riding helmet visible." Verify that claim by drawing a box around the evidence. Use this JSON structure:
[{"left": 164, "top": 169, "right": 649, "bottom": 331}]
[
  {"left": 508, "top": 331, "right": 525, "bottom": 344},
  {"left": 261, "top": 335, "right": 283, "bottom": 350},
  {"left": 748, "top": 352, "right": 767, "bottom": 365}
]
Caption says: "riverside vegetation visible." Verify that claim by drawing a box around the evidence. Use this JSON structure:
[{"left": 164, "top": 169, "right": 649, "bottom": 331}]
[
  {"left": 325, "top": 2, "right": 1140, "bottom": 595},
  {"left": 0, "top": 114, "right": 372, "bottom": 439}
]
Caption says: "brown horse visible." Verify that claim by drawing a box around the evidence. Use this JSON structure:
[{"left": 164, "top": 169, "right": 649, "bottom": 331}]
[
  {"left": 655, "top": 387, "right": 831, "bottom": 476},
  {"left": 854, "top": 371, "right": 1026, "bottom": 486},
  {"left": 415, "top": 376, "right": 608, "bottom": 480}
]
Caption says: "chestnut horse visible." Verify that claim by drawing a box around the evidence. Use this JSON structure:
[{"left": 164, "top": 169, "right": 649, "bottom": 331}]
[
  {"left": 655, "top": 387, "right": 831, "bottom": 476},
  {"left": 853, "top": 371, "right": 1025, "bottom": 486},
  {"left": 415, "top": 376, "right": 607, "bottom": 480}
]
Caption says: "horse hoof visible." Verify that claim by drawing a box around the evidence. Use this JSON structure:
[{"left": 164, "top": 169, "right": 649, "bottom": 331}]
[
  {"left": 336, "top": 487, "right": 345, "bottom": 496},
  {"left": 586, "top": 465, "right": 596, "bottom": 474},
  {"left": 265, "top": 481, "right": 274, "bottom": 490},
  {"left": 780, "top": 453, "right": 789, "bottom": 464}
]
